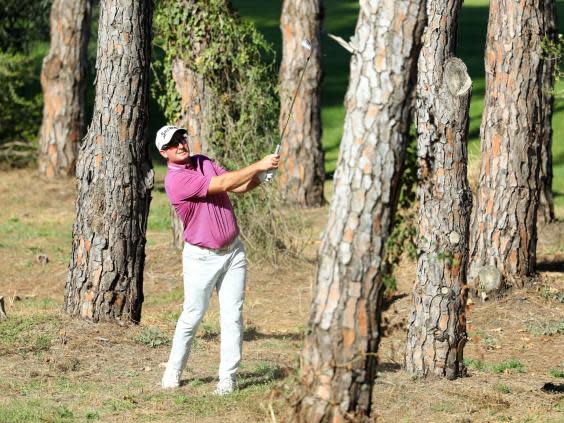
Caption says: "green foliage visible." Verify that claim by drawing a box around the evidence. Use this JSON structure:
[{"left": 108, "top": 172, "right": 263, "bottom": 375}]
[
  {"left": 383, "top": 130, "right": 418, "bottom": 293},
  {"left": 464, "top": 358, "right": 486, "bottom": 371},
  {"left": 539, "top": 287, "right": 564, "bottom": 303},
  {"left": 153, "top": 0, "right": 290, "bottom": 261},
  {"left": 495, "top": 383, "right": 511, "bottom": 394},
  {"left": 491, "top": 359, "right": 525, "bottom": 374},
  {"left": 542, "top": 33, "right": 564, "bottom": 98},
  {"left": 0, "top": 0, "right": 51, "bottom": 53},
  {"left": 549, "top": 368, "right": 564, "bottom": 378},
  {"left": 0, "top": 50, "right": 42, "bottom": 165},
  {"left": 525, "top": 319, "right": 564, "bottom": 336},
  {"left": 135, "top": 326, "right": 170, "bottom": 348},
  {"left": 0, "top": 313, "right": 58, "bottom": 355}
]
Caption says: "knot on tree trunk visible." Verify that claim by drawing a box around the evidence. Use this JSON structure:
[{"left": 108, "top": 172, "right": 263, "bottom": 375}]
[{"left": 444, "top": 57, "right": 471, "bottom": 97}]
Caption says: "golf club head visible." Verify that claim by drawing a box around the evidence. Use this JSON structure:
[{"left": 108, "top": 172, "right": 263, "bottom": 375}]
[{"left": 301, "top": 39, "right": 312, "bottom": 51}]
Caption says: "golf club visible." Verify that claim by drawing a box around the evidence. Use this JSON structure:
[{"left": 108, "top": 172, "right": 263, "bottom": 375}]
[{"left": 264, "top": 38, "right": 312, "bottom": 182}]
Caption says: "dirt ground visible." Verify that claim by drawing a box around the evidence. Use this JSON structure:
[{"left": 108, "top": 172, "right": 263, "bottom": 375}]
[{"left": 0, "top": 168, "right": 562, "bottom": 422}]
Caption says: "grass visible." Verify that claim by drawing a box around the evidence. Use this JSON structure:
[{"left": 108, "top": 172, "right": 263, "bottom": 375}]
[
  {"left": 135, "top": 326, "right": 170, "bottom": 348},
  {"left": 491, "top": 359, "right": 525, "bottom": 374},
  {"left": 549, "top": 368, "right": 564, "bottom": 378},
  {"left": 524, "top": 319, "right": 564, "bottom": 336},
  {"left": 0, "top": 312, "right": 59, "bottom": 355},
  {"left": 232, "top": 0, "right": 564, "bottom": 217}
]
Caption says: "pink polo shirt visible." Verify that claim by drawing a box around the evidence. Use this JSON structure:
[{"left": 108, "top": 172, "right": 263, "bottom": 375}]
[{"left": 164, "top": 155, "right": 239, "bottom": 249}]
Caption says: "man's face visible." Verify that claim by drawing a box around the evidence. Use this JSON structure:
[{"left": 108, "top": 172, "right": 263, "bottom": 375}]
[{"left": 159, "top": 132, "right": 190, "bottom": 164}]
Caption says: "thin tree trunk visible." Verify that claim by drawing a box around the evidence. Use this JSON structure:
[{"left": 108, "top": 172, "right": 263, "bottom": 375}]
[
  {"left": 38, "top": 0, "right": 92, "bottom": 178},
  {"left": 278, "top": 0, "right": 324, "bottom": 207},
  {"left": 538, "top": 0, "right": 557, "bottom": 224},
  {"left": 170, "top": 57, "right": 214, "bottom": 249},
  {"left": 405, "top": 0, "right": 472, "bottom": 380},
  {"left": 65, "top": 0, "right": 154, "bottom": 323},
  {"left": 294, "top": 1, "right": 425, "bottom": 420},
  {"left": 469, "top": 0, "right": 545, "bottom": 289}
]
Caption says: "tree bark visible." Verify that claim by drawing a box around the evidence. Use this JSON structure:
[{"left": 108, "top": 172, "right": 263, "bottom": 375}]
[
  {"left": 538, "top": 0, "right": 557, "bottom": 224},
  {"left": 65, "top": 0, "right": 154, "bottom": 323},
  {"left": 468, "top": 0, "right": 545, "bottom": 288},
  {"left": 38, "top": 0, "right": 92, "bottom": 178},
  {"left": 294, "top": 1, "right": 425, "bottom": 420},
  {"left": 278, "top": 0, "right": 325, "bottom": 207},
  {"left": 405, "top": 0, "right": 472, "bottom": 380}
]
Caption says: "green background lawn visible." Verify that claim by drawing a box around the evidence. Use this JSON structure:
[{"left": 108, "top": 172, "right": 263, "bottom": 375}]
[{"left": 231, "top": 0, "right": 564, "bottom": 216}]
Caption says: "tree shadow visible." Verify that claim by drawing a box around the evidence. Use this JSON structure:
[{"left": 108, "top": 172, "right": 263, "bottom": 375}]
[
  {"left": 381, "top": 292, "right": 409, "bottom": 312},
  {"left": 243, "top": 326, "right": 303, "bottom": 342},
  {"left": 537, "top": 260, "right": 564, "bottom": 273},
  {"left": 238, "top": 365, "right": 290, "bottom": 390},
  {"left": 377, "top": 362, "right": 402, "bottom": 374}
]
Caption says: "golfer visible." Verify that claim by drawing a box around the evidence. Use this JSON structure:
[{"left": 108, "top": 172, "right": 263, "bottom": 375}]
[{"left": 156, "top": 125, "right": 279, "bottom": 395}]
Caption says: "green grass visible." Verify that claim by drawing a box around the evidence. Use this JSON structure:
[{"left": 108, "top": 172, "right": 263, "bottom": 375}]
[
  {"left": 0, "top": 312, "right": 59, "bottom": 355},
  {"left": 549, "top": 368, "right": 564, "bottom": 378},
  {"left": 491, "top": 359, "right": 525, "bottom": 374},
  {"left": 464, "top": 358, "right": 486, "bottom": 371},
  {"left": 232, "top": 0, "right": 564, "bottom": 217},
  {"left": 135, "top": 326, "right": 170, "bottom": 348}
]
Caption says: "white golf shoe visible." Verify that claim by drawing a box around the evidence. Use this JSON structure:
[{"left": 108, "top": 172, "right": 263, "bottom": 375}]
[
  {"left": 213, "top": 376, "right": 236, "bottom": 396},
  {"left": 161, "top": 366, "right": 182, "bottom": 389}
]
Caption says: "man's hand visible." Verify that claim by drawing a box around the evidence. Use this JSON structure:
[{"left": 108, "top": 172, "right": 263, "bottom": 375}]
[
  {"left": 257, "top": 154, "right": 280, "bottom": 172},
  {"left": 209, "top": 153, "right": 280, "bottom": 195}
]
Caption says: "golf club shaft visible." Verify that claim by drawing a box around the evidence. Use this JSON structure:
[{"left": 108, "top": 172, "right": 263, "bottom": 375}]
[{"left": 279, "top": 53, "right": 312, "bottom": 144}]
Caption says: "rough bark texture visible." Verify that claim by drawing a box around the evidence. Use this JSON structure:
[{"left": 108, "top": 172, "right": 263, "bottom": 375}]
[
  {"left": 469, "top": 0, "right": 545, "bottom": 288},
  {"left": 278, "top": 0, "right": 325, "bottom": 207},
  {"left": 405, "top": 0, "right": 472, "bottom": 380},
  {"left": 38, "top": 0, "right": 92, "bottom": 178},
  {"left": 294, "top": 1, "right": 425, "bottom": 420},
  {"left": 538, "top": 0, "right": 557, "bottom": 224},
  {"left": 65, "top": 0, "right": 154, "bottom": 323}
]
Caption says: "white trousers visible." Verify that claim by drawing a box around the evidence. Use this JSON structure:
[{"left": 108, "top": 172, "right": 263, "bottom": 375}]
[{"left": 166, "top": 237, "right": 246, "bottom": 380}]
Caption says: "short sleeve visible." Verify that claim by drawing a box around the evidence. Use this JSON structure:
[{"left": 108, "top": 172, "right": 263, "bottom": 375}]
[
  {"left": 165, "top": 171, "right": 212, "bottom": 203},
  {"left": 210, "top": 159, "right": 228, "bottom": 176}
]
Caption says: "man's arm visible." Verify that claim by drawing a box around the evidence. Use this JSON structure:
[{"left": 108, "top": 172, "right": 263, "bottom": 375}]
[
  {"left": 229, "top": 174, "right": 262, "bottom": 194},
  {"left": 207, "top": 154, "right": 278, "bottom": 195}
]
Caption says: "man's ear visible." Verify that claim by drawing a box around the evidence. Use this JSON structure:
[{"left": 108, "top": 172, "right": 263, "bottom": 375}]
[{"left": 159, "top": 150, "right": 168, "bottom": 159}]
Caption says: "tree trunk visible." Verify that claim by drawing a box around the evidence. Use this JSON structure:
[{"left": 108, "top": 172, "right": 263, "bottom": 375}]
[
  {"left": 65, "top": 0, "right": 154, "bottom": 323},
  {"left": 38, "top": 0, "right": 92, "bottom": 178},
  {"left": 294, "top": 1, "right": 425, "bottom": 420},
  {"left": 170, "top": 58, "right": 214, "bottom": 249},
  {"left": 278, "top": 0, "right": 324, "bottom": 207},
  {"left": 405, "top": 0, "right": 472, "bottom": 380},
  {"left": 468, "top": 0, "right": 545, "bottom": 289},
  {"left": 538, "top": 0, "right": 557, "bottom": 224}
]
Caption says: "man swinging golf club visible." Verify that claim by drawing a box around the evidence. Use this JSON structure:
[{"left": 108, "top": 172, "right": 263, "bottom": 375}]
[{"left": 157, "top": 125, "right": 279, "bottom": 394}]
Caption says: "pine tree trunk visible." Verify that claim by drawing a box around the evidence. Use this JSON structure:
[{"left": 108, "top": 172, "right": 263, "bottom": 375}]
[
  {"left": 294, "top": 1, "right": 425, "bottom": 420},
  {"left": 169, "top": 57, "right": 213, "bottom": 249},
  {"left": 65, "top": 0, "right": 154, "bottom": 323},
  {"left": 38, "top": 0, "right": 92, "bottom": 178},
  {"left": 405, "top": 0, "right": 472, "bottom": 379},
  {"left": 468, "top": 0, "right": 545, "bottom": 288},
  {"left": 538, "top": 0, "right": 557, "bottom": 224},
  {"left": 278, "top": 0, "right": 324, "bottom": 207}
]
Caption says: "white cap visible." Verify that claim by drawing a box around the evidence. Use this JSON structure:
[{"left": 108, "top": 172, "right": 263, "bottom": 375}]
[{"left": 155, "top": 125, "right": 187, "bottom": 150}]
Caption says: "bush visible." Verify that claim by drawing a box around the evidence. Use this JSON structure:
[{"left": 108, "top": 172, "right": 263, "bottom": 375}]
[
  {"left": 0, "top": 50, "right": 42, "bottom": 167},
  {"left": 153, "top": 0, "right": 293, "bottom": 262}
]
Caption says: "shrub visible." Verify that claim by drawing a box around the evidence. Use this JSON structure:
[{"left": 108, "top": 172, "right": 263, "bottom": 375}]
[
  {"left": 153, "top": 0, "right": 294, "bottom": 262},
  {"left": 0, "top": 50, "right": 42, "bottom": 166}
]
